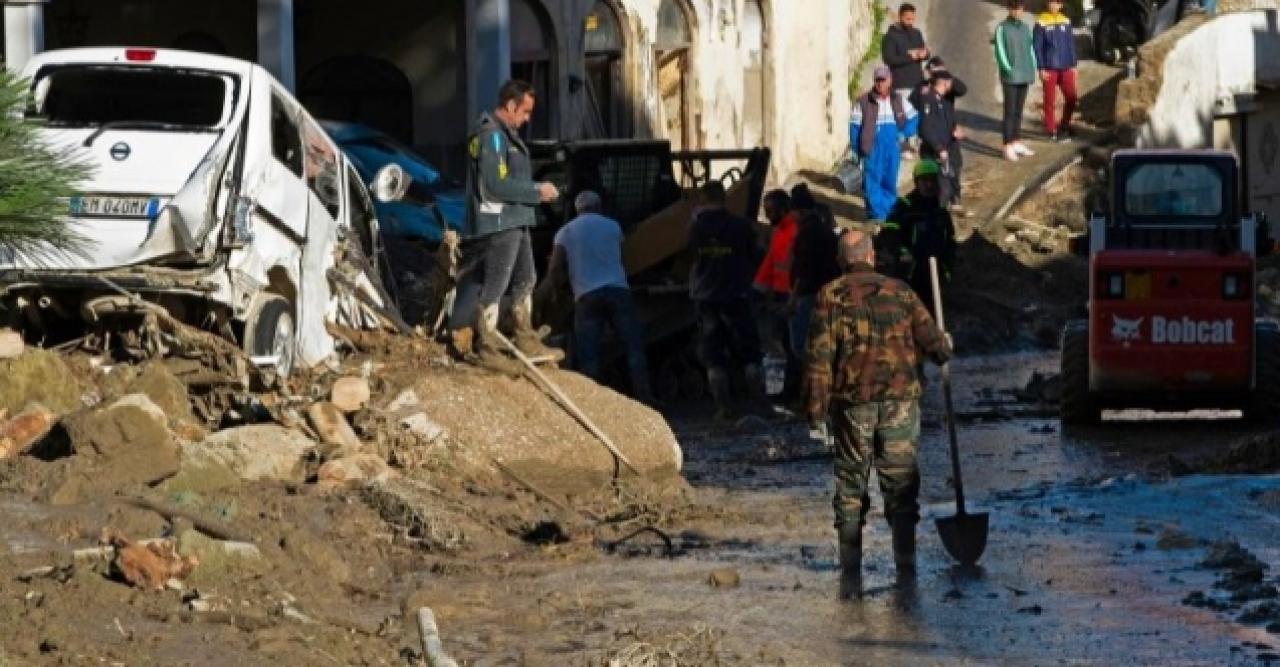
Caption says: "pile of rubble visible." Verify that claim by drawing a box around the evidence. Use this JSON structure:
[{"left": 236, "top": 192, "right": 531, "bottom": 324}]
[{"left": 0, "top": 322, "right": 684, "bottom": 663}]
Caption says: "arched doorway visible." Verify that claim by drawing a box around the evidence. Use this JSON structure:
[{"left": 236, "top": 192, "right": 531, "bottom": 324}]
[
  {"left": 584, "top": 1, "right": 627, "bottom": 138},
  {"left": 299, "top": 56, "right": 414, "bottom": 144},
  {"left": 655, "top": 0, "right": 693, "bottom": 151},
  {"left": 511, "top": 0, "right": 557, "bottom": 140},
  {"left": 741, "top": 0, "right": 768, "bottom": 149}
]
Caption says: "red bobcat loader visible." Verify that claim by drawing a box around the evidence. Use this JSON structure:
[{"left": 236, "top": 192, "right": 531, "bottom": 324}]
[{"left": 1060, "top": 149, "right": 1279, "bottom": 424}]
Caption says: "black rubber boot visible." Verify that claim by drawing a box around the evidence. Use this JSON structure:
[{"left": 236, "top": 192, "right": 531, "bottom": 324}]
[
  {"left": 838, "top": 523, "right": 863, "bottom": 600},
  {"left": 707, "top": 367, "right": 733, "bottom": 421},
  {"left": 891, "top": 513, "right": 917, "bottom": 579}
]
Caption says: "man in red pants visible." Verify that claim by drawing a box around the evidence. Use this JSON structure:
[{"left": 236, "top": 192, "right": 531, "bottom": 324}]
[{"left": 1033, "top": 0, "right": 1078, "bottom": 142}]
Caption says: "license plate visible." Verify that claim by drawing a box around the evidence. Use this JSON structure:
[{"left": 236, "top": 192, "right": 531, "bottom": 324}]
[{"left": 69, "top": 195, "right": 159, "bottom": 219}]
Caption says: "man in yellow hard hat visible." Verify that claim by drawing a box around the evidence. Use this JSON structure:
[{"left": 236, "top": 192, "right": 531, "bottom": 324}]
[{"left": 875, "top": 159, "right": 956, "bottom": 310}]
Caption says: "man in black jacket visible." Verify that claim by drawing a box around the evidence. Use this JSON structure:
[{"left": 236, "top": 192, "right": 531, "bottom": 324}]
[
  {"left": 881, "top": 2, "right": 930, "bottom": 157},
  {"left": 688, "top": 181, "right": 763, "bottom": 419},
  {"left": 915, "top": 71, "right": 966, "bottom": 210}
]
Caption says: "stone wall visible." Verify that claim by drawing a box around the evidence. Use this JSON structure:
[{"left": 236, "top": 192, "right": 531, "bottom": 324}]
[{"left": 1119, "top": 9, "right": 1280, "bottom": 148}]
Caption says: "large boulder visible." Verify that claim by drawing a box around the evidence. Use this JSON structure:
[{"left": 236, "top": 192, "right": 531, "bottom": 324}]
[
  {"left": 50, "top": 394, "right": 179, "bottom": 504},
  {"left": 0, "top": 349, "right": 83, "bottom": 416},
  {"left": 404, "top": 368, "right": 682, "bottom": 484},
  {"left": 167, "top": 425, "right": 316, "bottom": 493}
]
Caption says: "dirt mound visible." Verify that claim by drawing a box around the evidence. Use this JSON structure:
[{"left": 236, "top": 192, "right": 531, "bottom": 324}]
[
  {"left": 1175, "top": 431, "right": 1280, "bottom": 475},
  {"left": 99, "top": 361, "right": 197, "bottom": 428},
  {"left": 47, "top": 394, "right": 179, "bottom": 504}
]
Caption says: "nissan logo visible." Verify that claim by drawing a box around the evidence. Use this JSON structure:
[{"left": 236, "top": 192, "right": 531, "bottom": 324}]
[{"left": 109, "top": 142, "right": 131, "bottom": 161}]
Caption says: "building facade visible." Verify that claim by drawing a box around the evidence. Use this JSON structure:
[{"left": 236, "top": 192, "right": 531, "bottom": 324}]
[{"left": 3, "top": 0, "right": 871, "bottom": 183}]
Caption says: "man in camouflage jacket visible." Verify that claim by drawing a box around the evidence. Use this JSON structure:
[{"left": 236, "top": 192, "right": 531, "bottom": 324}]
[{"left": 805, "top": 229, "right": 951, "bottom": 599}]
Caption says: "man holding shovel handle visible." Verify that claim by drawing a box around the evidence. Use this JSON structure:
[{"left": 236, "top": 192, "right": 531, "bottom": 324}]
[{"left": 805, "top": 230, "right": 952, "bottom": 600}]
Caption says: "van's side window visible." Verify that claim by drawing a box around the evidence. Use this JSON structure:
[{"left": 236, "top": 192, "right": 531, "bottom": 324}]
[
  {"left": 346, "top": 166, "right": 376, "bottom": 258},
  {"left": 302, "top": 116, "right": 341, "bottom": 219},
  {"left": 271, "top": 93, "right": 303, "bottom": 177}
]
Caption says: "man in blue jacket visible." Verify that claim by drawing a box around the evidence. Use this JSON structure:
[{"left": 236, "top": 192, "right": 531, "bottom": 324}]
[
  {"left": 1034, "top": 0, "right": 1078, "bottom": 142},
  {"left": 851, "top": 66, "right": 920, "bottom": 223}
]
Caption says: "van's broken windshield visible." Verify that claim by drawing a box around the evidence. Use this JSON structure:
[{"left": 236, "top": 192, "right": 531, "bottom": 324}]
[{"left": 30, "top": 65, "right": 232, "bottom": 132}]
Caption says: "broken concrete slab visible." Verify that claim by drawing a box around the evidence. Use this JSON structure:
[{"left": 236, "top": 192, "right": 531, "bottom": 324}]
[
  {"left": 0, "top": 403, "right": 55, "bottom": 460},
  {"left": 167, "top": 425, "right": 316, "bottom": 493},
  {"left": 0, "top": 329, "right": 23, "bottom": 359},
  {"left": 331, "top": 376, "right": 371, "bottom": 413},
  {"left": 306, "top": 401, "right": 363, "bottom": 456},
  {"left": 0, "top": 348, "right": 83, "bottom": 416},
  {"left": 401, "top": 412, "right": 446, "bottom": 444},
  {"left": 51, "top": 394, "right": 179, "bottom": 504}
]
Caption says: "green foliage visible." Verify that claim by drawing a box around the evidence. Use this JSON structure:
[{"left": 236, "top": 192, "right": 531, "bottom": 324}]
[
  {"left": 852, "top": 1, "right": 889, "bottom": 100},
  {"left": 0, "top": 68, "right": 91, "bottom": 262}
]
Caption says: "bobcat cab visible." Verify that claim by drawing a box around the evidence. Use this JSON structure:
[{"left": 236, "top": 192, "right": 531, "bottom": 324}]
[{"left": 1060, "top": 148, "right": 1279, "bottom": 425}]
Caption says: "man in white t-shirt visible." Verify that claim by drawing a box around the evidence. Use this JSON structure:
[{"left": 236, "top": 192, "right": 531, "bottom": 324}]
[{"left": 542, "top": 190, "right": 654, "bottom": 403}]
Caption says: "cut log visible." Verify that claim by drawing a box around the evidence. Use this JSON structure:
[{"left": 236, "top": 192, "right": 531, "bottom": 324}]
[
  {"left": 330, "top": 377, "right": 371, "bottom": 413},
  {"left": 0, "top": 329, "right": 24, "bottom": 359}
]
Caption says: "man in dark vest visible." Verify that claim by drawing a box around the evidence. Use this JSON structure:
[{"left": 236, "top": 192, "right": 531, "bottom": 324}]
[{"left": 850, "top": 66, "right": 919, "bottom": 222}]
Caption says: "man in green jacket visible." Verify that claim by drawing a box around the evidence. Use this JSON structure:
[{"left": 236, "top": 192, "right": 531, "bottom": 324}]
[
  {"left": 458, "top": 79, "right": 563, "bottom": 374},
  {"left": 993, "top": 0, "right": 1038, "bottom": 162}
]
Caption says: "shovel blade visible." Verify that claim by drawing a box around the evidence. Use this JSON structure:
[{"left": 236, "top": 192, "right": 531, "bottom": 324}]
[{"left": 935, "top": 512, "right": 989, "bottom": 566}]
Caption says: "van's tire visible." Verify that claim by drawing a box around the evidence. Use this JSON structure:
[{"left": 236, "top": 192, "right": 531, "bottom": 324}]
[
  {"left": 1245, "top": 321, "right": 1280, "bottom": 424},
  {"left": 244, "top": 295, "right": 296, "bottom": 378},
  {"left": 1060, "top": 320, "right": 1101, "bottom": 426}
]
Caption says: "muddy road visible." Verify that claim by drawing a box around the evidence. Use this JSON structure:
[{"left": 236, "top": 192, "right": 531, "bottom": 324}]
[{"left": 371, "top": 352, "right": 1278, "bottom": 666}]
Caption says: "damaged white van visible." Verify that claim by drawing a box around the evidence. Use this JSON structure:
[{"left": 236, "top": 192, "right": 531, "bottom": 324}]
[{"left": 0, "top": 48, "right": 393, "bottom": 375}]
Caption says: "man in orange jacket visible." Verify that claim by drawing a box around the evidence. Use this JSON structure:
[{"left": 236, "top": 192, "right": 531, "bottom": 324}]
[{"left": 754, "top": 188, "right": 799, "bottom": 400}]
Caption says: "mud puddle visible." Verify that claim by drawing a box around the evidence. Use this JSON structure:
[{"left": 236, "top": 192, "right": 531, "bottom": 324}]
[{"left": 392, "top": 352, "right": 1276, "bottom": 665}]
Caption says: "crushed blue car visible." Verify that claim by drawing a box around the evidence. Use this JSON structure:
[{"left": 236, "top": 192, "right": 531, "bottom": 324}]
[{"left": 320, "top": 120, "right": 464, "bottom": 245}]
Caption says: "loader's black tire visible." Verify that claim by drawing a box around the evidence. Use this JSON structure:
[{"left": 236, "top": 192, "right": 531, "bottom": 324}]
[
  {"left": 244, "top": 295, "right": 296, "bottom": 378},
  {"left": 1060, "top": 321, "right": 1101, "bottom": 426},
  {"left": 1245, "top": 321, "right": 1280, "bottom": 424}
]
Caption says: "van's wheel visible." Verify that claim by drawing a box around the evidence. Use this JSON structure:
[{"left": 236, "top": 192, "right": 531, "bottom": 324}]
[
  {"left": 1244, "top": 321, "right": 1280, "bottom": 424},
  {"left": 244, "top": 295, "right": 296, "bottom": 378},
  {"left": 1060, "top": 320, "right": 1101, "bottom": 426}
]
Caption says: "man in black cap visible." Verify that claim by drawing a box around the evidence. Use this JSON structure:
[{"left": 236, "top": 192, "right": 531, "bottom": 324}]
[{"left": 914, "top": 69, "right": 966, "bottom": 211}]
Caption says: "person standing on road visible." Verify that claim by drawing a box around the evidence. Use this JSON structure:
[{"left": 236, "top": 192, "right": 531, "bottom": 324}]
[
  {"left": 754, "top": 189, "right": 799, "bottom": 399},
  {"left": 881, "top": 3, "right": 929, "bottom": 159},
  {"left": 1034, "top": 0, "right": 1079, "bottom": 142},
  {"left": 539, "top": 190, "right": 655, "bottom": 404},
  {"left": 787, "top": 187, "right": 842, "bottom": 390},
  {"left": 806, "top": 229, "right": 952, "bottom": 599},
  {"left": 459, "top": 79, "right": 563, "bottom": 375},
  {"left": 879, "top": 159, "right": 957, "bottom": 311},
  {"left": 993, "top": 0, "right": 1038, "bottom": 162},
  {"left": 689, "top": 181, "right": 764, "bottom": 420},
  {"left": 851, "top": 66, "right": 919, "bottom": 223},
  {"left": 912, "top": 57, "right": 967, "bottom": 211},
  {"left": 914, "top": 71, "right": 966, "bottom": 211}
]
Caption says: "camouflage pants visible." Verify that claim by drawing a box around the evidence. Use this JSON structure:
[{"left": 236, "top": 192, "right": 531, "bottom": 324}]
[{"left": 831, "top": 400, "right": 921, "bottom": 530}]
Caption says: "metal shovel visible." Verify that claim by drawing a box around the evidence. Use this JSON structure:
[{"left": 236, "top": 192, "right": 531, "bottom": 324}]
[{"left": 928, "top": 257, "right": 989, "bottom": 566}]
